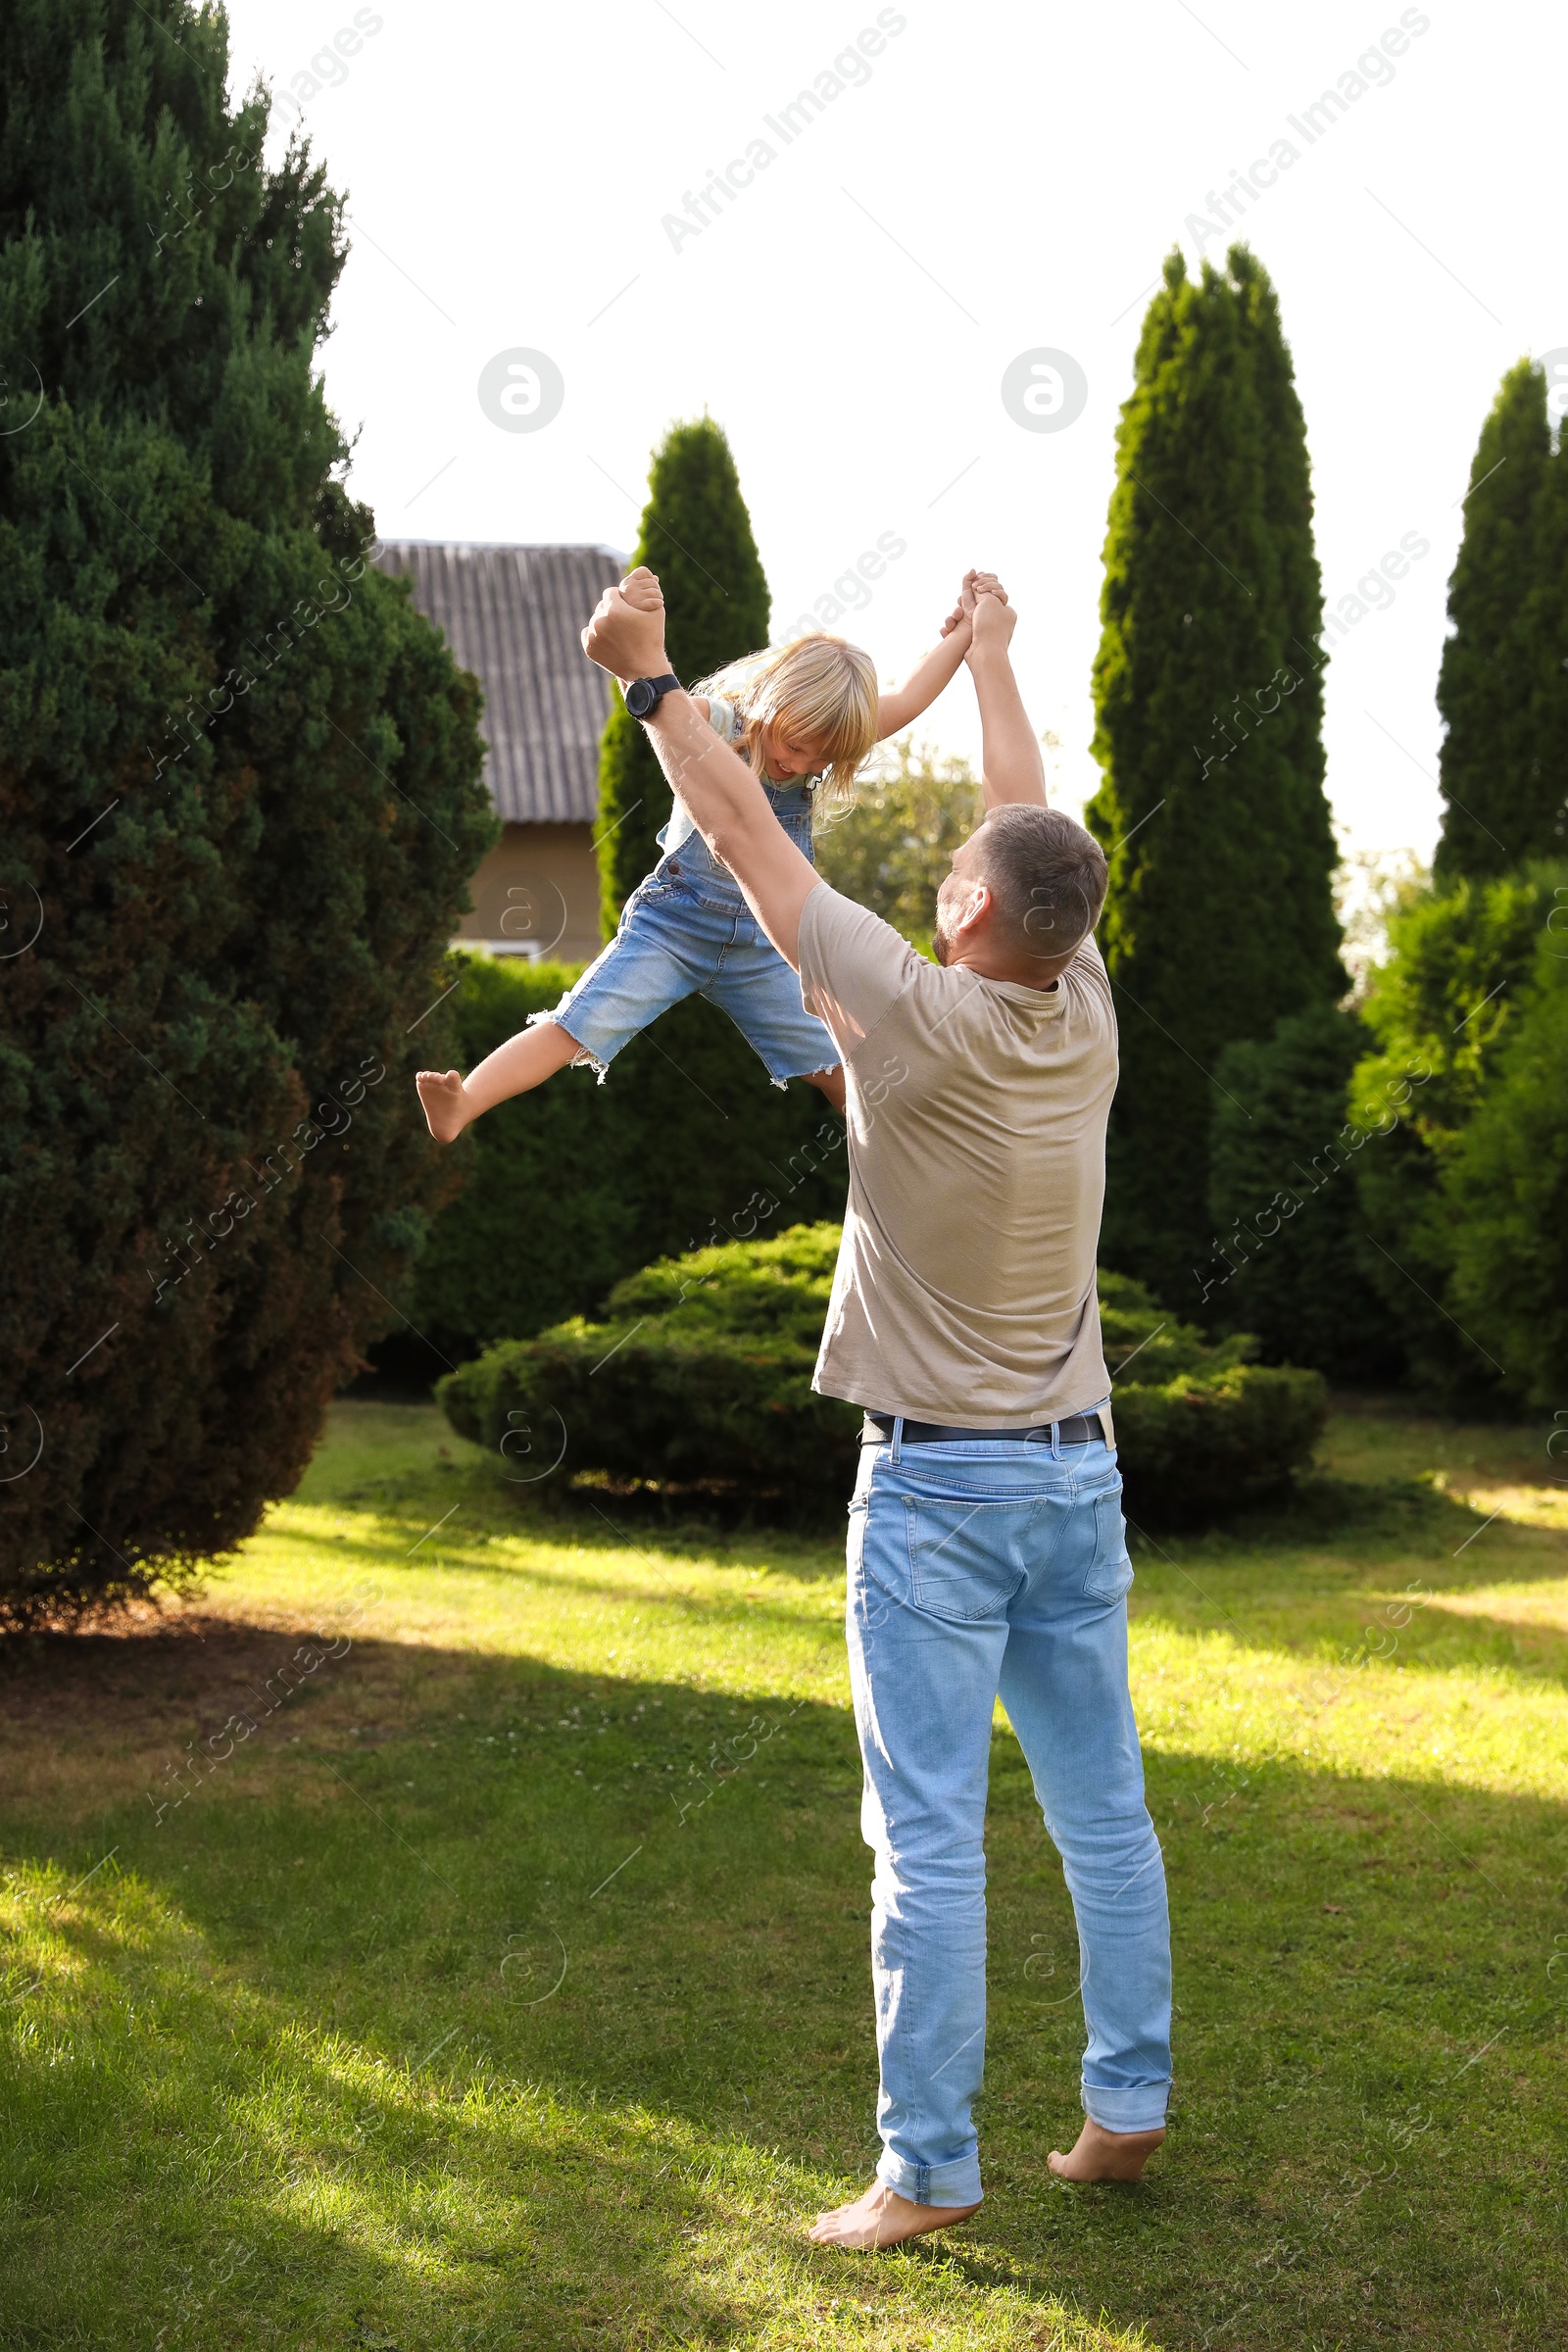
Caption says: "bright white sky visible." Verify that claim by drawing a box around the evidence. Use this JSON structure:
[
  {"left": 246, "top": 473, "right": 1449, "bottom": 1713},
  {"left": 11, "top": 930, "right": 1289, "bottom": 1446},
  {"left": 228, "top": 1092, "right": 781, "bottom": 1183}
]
[{"left": 224, "top": 0, "right": 1563, "bottom": 859}]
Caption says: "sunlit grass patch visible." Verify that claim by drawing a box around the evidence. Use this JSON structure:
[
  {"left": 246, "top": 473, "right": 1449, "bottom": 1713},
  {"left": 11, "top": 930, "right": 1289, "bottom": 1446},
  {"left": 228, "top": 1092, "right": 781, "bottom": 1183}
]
[{"left": 2, "top": 1397, "right": 1565, "bottom": 2349}]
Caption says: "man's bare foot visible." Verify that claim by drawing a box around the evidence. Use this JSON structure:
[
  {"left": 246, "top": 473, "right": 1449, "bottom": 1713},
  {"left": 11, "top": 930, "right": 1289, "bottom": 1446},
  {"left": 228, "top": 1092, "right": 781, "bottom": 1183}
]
[
  {"left": 416, "top": 1068, "right": 471, "bottom": 1145},
  {"left": 808, "top": 2180, "right": 981, "bottom": 2251},
  {"left": 1048, "top": 2118, "right": 1165, "bottom": 2183}
]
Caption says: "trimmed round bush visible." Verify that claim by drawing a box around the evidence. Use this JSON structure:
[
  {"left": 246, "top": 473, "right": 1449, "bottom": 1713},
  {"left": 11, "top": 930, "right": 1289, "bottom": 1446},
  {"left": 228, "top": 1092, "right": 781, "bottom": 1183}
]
[{"left": 439, "top": 1230, "right": 1327, "bottom": 1527}]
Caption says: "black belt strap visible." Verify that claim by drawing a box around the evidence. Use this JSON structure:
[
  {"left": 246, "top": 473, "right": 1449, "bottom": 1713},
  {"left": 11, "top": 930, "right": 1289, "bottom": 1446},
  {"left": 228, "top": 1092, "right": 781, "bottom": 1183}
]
[{"left": 861, "top": 1410, "right": 1106, "bottom": 1447}]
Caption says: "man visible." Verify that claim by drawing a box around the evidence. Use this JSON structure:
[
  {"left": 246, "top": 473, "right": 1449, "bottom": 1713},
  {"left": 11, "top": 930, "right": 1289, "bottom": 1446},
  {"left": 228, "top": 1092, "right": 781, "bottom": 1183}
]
[{"left": 581, "top": 568, "right": 1172, "bottom": 2252}]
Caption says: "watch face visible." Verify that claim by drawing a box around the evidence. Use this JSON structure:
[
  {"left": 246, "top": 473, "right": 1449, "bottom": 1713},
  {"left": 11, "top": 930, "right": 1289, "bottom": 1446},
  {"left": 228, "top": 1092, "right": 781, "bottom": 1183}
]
[{"left": 625, "top": 677, "right": 655, "bottom": 717}]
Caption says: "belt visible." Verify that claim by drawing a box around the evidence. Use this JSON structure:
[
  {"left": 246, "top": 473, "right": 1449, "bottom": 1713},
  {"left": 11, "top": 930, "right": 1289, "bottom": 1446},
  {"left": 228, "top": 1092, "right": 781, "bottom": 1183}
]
[{"left": 860, "top": 1410, "right": 1107, "bottom": 1447}]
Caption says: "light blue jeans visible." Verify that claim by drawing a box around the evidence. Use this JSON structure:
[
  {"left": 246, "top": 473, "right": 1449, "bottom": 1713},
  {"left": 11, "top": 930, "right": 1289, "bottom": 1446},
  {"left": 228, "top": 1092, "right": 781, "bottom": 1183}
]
[{"left": 847, "top": 1423, "right": 1171, "bottom": 2208}]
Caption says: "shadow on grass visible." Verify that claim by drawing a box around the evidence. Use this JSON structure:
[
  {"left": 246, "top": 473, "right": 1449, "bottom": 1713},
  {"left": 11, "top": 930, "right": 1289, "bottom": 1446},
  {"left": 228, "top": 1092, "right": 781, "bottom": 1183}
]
[
  {"left": 301, "top": 1396, "right": 1565, "bottom": 1611},
  {"left": 2, "top": 1620, "right": 1565, "bottom": 2350},
  {"left": 1206, "top": 1466, "right": 1557, "bottom": 1557},
  {"left": 258, "top": 1449, "right": 1568, "bottom": 1704}
]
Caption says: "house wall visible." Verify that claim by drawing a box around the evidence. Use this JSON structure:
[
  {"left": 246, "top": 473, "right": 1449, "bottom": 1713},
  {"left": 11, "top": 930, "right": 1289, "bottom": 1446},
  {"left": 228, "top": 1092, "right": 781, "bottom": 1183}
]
[{"left": 458, "top": 821, "right": 603, "bottom": 966}]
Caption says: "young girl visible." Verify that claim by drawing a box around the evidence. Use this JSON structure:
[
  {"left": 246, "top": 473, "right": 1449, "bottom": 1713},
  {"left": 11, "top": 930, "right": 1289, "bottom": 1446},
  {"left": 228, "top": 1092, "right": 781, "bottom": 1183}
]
[{"left": 416, "top": 571, "right": 1001, "bottom": 1141}]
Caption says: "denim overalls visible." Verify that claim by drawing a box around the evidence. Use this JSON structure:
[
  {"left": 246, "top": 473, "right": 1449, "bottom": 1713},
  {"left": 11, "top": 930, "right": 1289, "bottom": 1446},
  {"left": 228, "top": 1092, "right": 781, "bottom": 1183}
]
[{"left": 537, "top": 703, "right": 839, "bottom": 1086}]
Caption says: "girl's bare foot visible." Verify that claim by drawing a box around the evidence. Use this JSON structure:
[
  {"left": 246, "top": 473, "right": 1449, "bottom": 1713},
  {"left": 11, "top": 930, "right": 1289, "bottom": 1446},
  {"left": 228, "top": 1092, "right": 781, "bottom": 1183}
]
[
  {"left": 1048, "top": 2119, "right": 1165, "bottom": 2182},
  {"left": 808, "top": 2180, "right": 981, "bottom": 2250},
  {"left": 416, "top": 1068, "right": 470, "bottom": 1144}
]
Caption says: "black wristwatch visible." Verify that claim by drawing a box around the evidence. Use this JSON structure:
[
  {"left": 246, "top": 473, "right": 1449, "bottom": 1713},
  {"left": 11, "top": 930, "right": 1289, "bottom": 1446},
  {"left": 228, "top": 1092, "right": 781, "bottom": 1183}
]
[{"left": 623, "top": 672, "right": 682, "bottom": 719}]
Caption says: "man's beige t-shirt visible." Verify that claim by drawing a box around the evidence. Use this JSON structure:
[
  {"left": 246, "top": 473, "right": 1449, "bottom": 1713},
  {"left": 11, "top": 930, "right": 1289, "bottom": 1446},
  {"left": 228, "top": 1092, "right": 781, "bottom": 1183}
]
[{"left": 796, "top": 883, "right": 1116, "bottom": 1426}]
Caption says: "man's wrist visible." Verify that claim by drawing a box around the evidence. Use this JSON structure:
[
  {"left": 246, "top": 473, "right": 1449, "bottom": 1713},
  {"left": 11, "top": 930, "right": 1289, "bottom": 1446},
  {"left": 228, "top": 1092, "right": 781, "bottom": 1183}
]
[
  {"left": 623, "top": 661, "right": 678, "bottom": 718},
  {"left": 640, "top": 681, "right": 691, "bottom": 733}
]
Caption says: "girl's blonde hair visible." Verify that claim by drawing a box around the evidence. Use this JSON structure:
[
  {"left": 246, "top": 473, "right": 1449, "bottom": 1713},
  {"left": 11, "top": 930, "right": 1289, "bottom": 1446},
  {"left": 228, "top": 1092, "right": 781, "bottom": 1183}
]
[{"left": 690, "top": 632, "right": 879, "bottom": 815}]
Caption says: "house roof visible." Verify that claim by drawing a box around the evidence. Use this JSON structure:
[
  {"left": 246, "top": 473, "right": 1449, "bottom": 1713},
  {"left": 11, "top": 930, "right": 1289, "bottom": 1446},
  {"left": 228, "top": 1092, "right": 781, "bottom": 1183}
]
[{"left": 371, "top": 542, "right": 624, "bottom": 825}]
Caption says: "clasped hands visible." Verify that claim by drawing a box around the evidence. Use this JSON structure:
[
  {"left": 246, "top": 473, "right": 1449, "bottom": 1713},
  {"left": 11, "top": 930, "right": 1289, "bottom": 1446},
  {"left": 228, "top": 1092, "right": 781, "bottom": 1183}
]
[{"left": 582, "top": 564, "right": 1014, "bottom": 688}]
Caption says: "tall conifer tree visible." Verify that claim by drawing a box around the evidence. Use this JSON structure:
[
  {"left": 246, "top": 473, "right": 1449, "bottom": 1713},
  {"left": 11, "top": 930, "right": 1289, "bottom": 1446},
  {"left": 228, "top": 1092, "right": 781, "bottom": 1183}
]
[
  {"left": 595, "top": 419, "right": 769, "bottom": 929},
  {"left": 0, "top": 0, "right": 493, "bottom": 1617},
  {"left": 576, "top": 418, "right": 845, "bottom": 1292},
  {"left": 1436, "top": 360, "right": 1567, "bottom": 878},
  {"left": 1087, "top": 246, "right": 1344, "bottom": 1300}
]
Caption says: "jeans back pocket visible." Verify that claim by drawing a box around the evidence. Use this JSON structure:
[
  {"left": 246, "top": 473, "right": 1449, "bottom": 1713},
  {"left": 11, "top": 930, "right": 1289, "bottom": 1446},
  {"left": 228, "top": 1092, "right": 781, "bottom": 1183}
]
[
  {"left": 1085, "top": 1488, "right": 1134, "bottom": 1603},
  {"left": 904, "top": 1495, "right": 1035, "bottom": 1622}
]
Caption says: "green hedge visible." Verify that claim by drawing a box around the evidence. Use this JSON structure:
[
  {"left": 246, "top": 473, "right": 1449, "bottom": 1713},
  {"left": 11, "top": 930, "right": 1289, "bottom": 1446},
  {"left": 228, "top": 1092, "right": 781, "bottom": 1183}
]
[
  {"left": 439, "top": 1228, "right": 1327, "bottom": 1528},
  {"left": 1431, "top": 927, "right": 1568, "bottom": 1406},
  {"left": 1203, "top": 1003, "right": 1405, "bottom": 1384},
  {"left": 407, "top": 956, "right": 849, "bottom": 1352},
  {"left": 1350, "top": 862, "right": 1568, "bottom": 1402},
  {"left": 407, "top": 956, "right": 643, "bottom": 1350}
]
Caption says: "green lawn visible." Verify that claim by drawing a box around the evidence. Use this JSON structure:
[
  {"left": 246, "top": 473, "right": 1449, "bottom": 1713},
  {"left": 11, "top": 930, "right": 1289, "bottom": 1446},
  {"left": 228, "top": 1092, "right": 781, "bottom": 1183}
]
[{"left": 2, "top": 1399, "right": 1565, "bottom": 2349}]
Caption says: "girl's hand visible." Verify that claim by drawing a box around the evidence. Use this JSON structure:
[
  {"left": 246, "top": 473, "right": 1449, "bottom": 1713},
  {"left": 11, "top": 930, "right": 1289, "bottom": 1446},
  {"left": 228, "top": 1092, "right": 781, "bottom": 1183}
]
[
  {"left": 963, "top": 568, "right": 1006, "bottom": 613},
  {"left": 941, "top": 568, "right": 1007, "bottom": 636}
]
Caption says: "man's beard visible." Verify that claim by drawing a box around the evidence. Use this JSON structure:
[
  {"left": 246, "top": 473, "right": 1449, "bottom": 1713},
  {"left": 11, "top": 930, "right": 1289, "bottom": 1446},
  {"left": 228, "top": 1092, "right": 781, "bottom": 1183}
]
[{"left": 931, "top": 881, "right": 959, "bottom": 965}]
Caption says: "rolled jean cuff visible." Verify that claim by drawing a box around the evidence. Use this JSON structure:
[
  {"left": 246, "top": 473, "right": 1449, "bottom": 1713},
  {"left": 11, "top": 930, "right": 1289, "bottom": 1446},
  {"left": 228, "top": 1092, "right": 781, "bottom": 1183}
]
[
  {"left": 1081, "top": 2078, "right": 1171, "bottom": 2133},
  {"left": 875, "top": 2152, "right": 983, "bottom": 2209}
]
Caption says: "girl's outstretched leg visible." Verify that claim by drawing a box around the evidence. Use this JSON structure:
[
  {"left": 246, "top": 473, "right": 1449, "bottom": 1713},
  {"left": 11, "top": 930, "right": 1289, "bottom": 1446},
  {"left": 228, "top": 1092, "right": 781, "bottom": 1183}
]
[
  {"left": 416, "top": 1017, "right": 584, "bottom": 1144},
  {"left": 804, "top": 1064, "right": 847, "bottom": 1114}
]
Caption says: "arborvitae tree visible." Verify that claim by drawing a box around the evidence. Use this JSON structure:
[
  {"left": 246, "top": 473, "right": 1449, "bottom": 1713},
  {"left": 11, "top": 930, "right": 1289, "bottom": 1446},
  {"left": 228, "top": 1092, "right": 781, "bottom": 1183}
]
[
  {"left": 1445, "top": 927, "right": 1568, "bottom": 1406},
  {"left": 0, "top": 0, "right": 493, "bottom": 1619},
  {"left": 1349, "top": 868, "right": 1557, "bottom": 1402},
  {"left": 595, "top": 418, "right": 769, "bottom": 928},
  {"left": 411, "top": 415, "right": 847, "bottom": 1352},
  {"left": 1526, "top": 416, "right": 1568, "bottom": 862},
  {"left": 1435, "top": 362, "right": 1565, "bottom": 880},
  {"left": 1204, "top": 1003, "right": 1403, "bottom": 1383},
  {"left": 1086, "top": 246, "right": 1345, "bottom": 1302}
]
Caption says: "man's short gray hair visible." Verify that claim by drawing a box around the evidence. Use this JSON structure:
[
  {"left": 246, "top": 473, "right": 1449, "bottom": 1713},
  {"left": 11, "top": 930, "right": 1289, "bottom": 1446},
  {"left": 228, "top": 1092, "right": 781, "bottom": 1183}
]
[{"left": 976, "top": 805, "right": 1108, "bottom": 960}]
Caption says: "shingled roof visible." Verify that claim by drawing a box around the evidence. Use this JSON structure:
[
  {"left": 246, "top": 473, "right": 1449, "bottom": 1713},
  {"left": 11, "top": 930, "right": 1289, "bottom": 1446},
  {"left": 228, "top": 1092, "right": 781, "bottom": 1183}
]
[{"left": 372, "top": 542, "right": 623, "bottom": 824}]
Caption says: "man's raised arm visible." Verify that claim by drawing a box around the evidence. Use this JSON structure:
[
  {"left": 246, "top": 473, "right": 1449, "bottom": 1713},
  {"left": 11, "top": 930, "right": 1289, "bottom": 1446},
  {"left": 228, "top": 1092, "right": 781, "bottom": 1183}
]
[
  {"left": 966, "top": 590, "right": 1048, "bottom": 808},
  {"left": 581, "top": 567, "right": 819, "bottom": 971}
]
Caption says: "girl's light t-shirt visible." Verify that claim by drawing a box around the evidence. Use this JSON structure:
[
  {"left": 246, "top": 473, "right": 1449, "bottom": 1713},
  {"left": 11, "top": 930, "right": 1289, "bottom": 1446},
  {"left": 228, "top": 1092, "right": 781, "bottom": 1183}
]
[
  {"left": 659, "top": 698, "right": 743, "bottom": 858},
  {"left": 660, "top": 699, "right": 816, "bottom": 858}
]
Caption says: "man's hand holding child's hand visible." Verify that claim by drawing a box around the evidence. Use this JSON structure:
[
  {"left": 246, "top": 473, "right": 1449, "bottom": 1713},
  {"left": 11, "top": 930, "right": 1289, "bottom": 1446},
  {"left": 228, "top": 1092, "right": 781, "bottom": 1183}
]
[
  {"left": 940, "top": 568, "right": 1007, "bottom": 642},
  {"left": 966, "top": 579, "right": 1016, "bottom": 658},
  {"left": 583, "top": 565, "right": 670, "bottom": 685}
]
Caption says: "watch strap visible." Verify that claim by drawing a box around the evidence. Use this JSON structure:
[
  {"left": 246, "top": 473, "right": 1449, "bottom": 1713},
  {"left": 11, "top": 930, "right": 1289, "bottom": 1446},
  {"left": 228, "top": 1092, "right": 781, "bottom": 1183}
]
[{"left": 626, "top": 671, "right": 682, "bottom": 718}]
